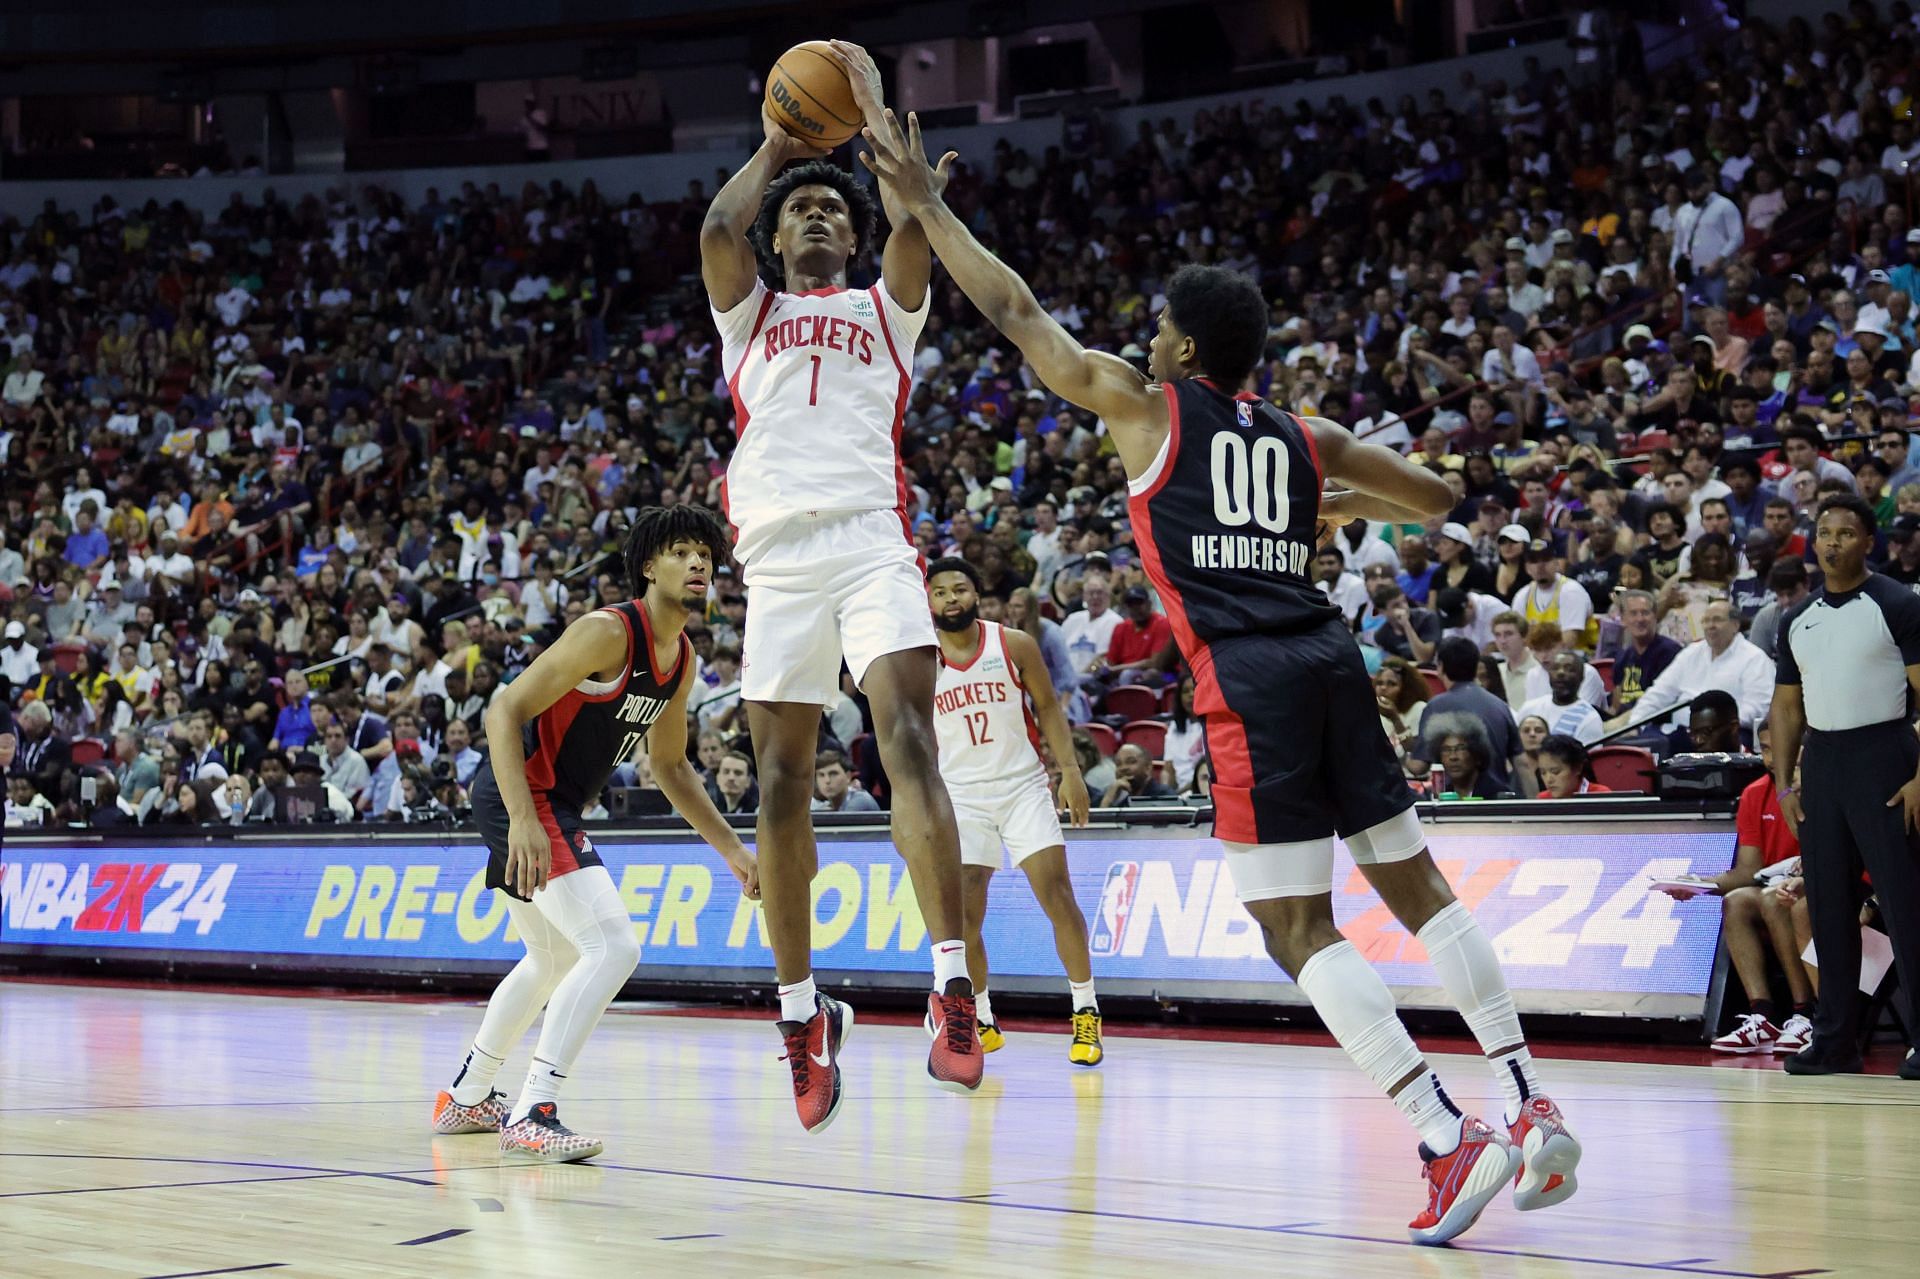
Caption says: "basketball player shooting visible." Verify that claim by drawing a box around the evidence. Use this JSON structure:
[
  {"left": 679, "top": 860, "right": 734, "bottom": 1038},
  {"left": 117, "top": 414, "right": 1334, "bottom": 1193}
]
[
  {"left": 861, "top": 110, "right": 1582, "bottom": 1245},
  {"left": 701, "top": 41, "right": 982, "bottom": 1132},
  {"left": 431, "top": 505, "right": 759, "bottom": 1163},
  {"left": 926, "top": 557, "right": 1102, "bottom": 1064}
]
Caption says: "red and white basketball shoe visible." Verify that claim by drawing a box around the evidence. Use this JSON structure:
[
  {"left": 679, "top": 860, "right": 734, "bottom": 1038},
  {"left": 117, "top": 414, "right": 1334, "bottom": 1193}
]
[
  {"left": 499, "top": 1102, "right": 603, "bottom": 1163},
  {"left": 1408, "top": 1116, "right": 1521, "bottom": 1246},
  {"left": 1711, "top": 1012, "right": 1780, "bottom": 1054},
  {"left": 780, "top": 992, "right": 854, "bottom": 1133},
  {"left": 430, "top": 1089, "right": 509, "bottom": 1135},
  {"left": 1508, "top": 1095, "right": 1581, "bottom": 1211},
  {"left": 926, "top": 992, "right": 984, "bottom": 1093}
]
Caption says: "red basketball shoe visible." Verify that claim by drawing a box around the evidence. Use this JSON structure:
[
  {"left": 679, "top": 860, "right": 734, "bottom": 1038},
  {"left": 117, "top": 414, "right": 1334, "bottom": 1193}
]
[
  {"left": 926, "top": 992, "right": 983, "bottom": 1093},
  {"left": 1508, "top": 1095, "right": 1581, "bottom": 1211},
  {"left": 1408, "top": 1116, "right": 1521, "bottom": 1246},
  {"left": 780, "top": 992, "right": 854, "bottom": 1133}
]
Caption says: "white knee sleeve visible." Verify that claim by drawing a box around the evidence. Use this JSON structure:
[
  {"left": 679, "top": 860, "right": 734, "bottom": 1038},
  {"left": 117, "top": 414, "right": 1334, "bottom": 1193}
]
[
  {"left": 473, "top": 897, "right": 577, "bottom": 1060},
  {"left": 1343, "top": 807, "right": 1426, "bottom": 866},
  {"left": 1295, "top": 940, "right": 1424, "bottom": 1092},
  {"left": 1222, "top": 837, "right": 1336, "bottom": 900},
  {"left": 1417, "top": 900, "right": 1522, "bottom": 1049},
  {"left": 528, "top": 868, "right": 641, "bottom": 1074}
]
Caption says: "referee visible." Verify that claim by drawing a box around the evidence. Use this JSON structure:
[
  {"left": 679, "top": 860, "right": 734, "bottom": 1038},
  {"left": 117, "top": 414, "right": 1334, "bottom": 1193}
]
[{"left": 1772, "top": 494, "right": 1920, "bottom": 1079}]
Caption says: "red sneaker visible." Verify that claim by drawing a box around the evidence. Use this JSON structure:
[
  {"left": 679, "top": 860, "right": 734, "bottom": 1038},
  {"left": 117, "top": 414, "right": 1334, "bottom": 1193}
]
[
  {"left": 1508, "top": 1095, "right": 1581, "bottom": 1211},
  {"left": 926, "top": 992, "right": 983, "bottom": 1093},
  {"left": 431, "top": 1088, "right": 509, "bottom": 1135},
  {"left": 1408, "top": 1115, "right": 1521, "bottom": 1246},
  {"left": 780, "top": 993, "right": 854, "bottom": 1133}
]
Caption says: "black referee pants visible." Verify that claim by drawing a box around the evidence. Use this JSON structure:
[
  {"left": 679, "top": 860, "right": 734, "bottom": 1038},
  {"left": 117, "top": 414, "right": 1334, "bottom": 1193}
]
[{"left": 1800, "top": 719, "right": 1920, "bottom": 1050}]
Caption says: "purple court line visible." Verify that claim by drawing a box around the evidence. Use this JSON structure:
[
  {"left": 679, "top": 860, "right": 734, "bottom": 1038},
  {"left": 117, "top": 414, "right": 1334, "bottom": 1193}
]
[
  {"left": 588, "top": 1161, "right": 1827, "bottom": 1279},
  {"left": 657, "top": 1234, "right": 724, "bottom": 1241},
  {"left": 0, "top": 1152, "right": 482, "bottom": 1199},
  {"left": 141, "top": 1266, "right": 286, "bottom": 1279},
  {"left": 397, "top": 1228, "right": 471, "bottom": 1246}
]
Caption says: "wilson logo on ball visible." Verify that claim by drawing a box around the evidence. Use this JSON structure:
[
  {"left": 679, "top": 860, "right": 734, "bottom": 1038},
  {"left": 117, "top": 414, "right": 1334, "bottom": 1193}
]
[{"left": 771, "top": 81, "right": 826, "bottom": 138}]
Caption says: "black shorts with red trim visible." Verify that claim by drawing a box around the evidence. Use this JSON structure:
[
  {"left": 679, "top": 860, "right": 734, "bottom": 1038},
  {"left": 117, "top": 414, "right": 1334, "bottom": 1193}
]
[
  {"left": 472, "top": 761, "right": 602, "bottom": 902},
  {"left": 1195, "top": 618, "right": 1413, "bottom": 847}
]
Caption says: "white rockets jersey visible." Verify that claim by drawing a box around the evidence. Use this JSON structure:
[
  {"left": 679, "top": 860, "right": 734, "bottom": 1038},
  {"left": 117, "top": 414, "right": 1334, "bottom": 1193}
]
[
  {"left": 712, "top": 277, "right": 926, "bottom": 565},
  {"left": 934, "top": 620, "right": 1047, "bottom": 790}
]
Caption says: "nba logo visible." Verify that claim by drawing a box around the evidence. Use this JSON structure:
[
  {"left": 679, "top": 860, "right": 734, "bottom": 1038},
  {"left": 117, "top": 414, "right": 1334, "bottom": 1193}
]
[
  {"left": 1090, "top": 861, "right": 1142, "bottom": 956},
  {"left": 1235, "top": 402, "right": 1254, "bottom": 430}
]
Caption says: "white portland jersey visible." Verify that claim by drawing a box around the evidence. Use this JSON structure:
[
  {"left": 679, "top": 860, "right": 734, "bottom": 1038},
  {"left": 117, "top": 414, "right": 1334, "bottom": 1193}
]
[
  {"left": 712, "top": 277, "right": 926, "bottom": 565},
  {"left": 934, "top": 621, "right": 1046, "bottom": 790}
]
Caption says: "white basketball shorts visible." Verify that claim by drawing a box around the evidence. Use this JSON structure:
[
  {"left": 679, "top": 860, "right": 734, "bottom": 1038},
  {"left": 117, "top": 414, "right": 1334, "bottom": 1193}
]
[
  {"left": 952, "top": 772, "right": 1066, "bottom": 870},
  {"left": 740, "top": 508, "right": 936, "bottom": 705}
]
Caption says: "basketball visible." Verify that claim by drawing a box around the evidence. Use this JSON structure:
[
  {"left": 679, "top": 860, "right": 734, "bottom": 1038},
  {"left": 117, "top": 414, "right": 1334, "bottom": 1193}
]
[{"left": 766, "top": 41, "right": 863, "bottom": 149}]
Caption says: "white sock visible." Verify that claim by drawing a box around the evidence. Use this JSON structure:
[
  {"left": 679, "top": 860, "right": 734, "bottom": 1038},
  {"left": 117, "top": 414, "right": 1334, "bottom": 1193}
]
[
  {"left": 1418, "top": 900, "right": 1542, "bottom": 1124},
  {"left": 1296, "top": 939, "right": 1460, "bottom": 1154},
  {"left": 778, "top": 975, "right": 817, "bottom": 1024},
  {"left": 975, "top": 989, "right": 995, "bottom": 1026},
  {"left": 449, "top": 1044, "right": 507, "bottom": 1107},
  {"left": 510, "top": 1056, "right": 565, "bottom": 1125},
  {"left": 1069, "top": 978, "right": 1097, "bottom": 1012},
  {"left": 932, "top": 939, "right": 969, "bottom": 992},
  {"left": 1394, "top": 1070, "right": 1467, "bottom": 1156}
]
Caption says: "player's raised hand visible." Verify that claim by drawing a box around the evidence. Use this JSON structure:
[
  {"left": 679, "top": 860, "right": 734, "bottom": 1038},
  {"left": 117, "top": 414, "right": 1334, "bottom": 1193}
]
[
  {"left": 827, "top": 40, "right": 886, "bottom": 120},
  {"left": 858, "top": 110, "right": 958, "bottom": 215},
  {"left": 762, "top": 102, "right": 830, "bottom": 165}
]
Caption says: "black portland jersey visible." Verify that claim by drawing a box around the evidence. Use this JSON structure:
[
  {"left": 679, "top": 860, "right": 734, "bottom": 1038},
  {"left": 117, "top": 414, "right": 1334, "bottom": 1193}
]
[
  {"left": 523, "top": 600, "right": 688, "bottom": 810},
  {"left": 1127, "top": 378, "right": 1339, "bottom": 643}
]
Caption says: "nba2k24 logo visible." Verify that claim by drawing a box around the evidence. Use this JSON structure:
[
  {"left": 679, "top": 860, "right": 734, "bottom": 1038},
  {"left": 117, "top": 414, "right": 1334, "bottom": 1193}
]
[
  {"left": 1090, "top": 859, "right": 1266, "bottom": 960},
  {"left": 1, "top": 862, "right": 237, "bottom": 935}
]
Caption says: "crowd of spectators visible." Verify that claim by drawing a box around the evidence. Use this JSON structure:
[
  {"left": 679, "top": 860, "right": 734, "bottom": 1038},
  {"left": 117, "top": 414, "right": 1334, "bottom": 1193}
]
[{"left": 7, "top": 5, "right": 1920, "bottom": 829}]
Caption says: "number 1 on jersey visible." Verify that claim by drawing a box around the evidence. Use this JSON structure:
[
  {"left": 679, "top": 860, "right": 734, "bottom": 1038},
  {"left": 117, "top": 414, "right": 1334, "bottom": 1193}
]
[
  {"left": 965, "top": 710, "right": 993, "bottom": 746},
  {"left": 809, "top": 354, "right": 821, "bottom": 406}
]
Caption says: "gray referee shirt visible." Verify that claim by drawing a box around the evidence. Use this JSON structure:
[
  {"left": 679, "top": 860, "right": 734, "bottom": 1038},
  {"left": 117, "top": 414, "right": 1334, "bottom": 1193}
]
[{"left": 1776, "top": 573, "right": 1920, "bottom": 730}]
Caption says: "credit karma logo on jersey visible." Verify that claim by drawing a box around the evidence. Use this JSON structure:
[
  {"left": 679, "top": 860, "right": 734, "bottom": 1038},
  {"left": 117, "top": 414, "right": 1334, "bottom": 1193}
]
[{"left": 2, "top": 861, "right": 236, "bottom": 936}]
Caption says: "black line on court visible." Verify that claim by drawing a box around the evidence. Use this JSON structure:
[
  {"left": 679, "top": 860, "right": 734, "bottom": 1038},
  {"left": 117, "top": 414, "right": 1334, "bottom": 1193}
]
[
  {"left": 0, "top": 1153, "right": 485, "bottom": 1200},
  {"left": 590, "top": 1161, "right": 1828, "bottom": 1279},
  {"left": 1655, "top": 1263, "right": 1712, "bottom": 1269},
  {"left": 656, "top": 1233, "right": 723, "bottom": 1241},
  {"left": 398, "top": 1228, "right": 471, "bottom": 1246},
  {"left": 473, "top": 1197, "right": 504, "bottom": 1212},
  {"left": 141, "top": 1265, "right": 286, "bottom": 1279},
  {"left": 1259, "top": 1221, "right": 1322, "bottom": 1230}
]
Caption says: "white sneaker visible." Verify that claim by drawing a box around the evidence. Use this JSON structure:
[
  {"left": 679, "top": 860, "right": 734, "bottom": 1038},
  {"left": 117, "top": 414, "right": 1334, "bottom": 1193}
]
[
  {"left": 1773, "top": 1013, "right": 1813, "bottom": 1054},
  {"left": 1712, "top": 1012, "right": 1779, "bottom": 1054}
]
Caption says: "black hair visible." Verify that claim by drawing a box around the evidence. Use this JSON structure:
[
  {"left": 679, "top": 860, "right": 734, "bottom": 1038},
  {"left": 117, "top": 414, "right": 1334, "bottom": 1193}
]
[
  {"left": 624, "top": 504, "right": 734, "bottom": 598},
  {"left": 1436, "top": 636, "right": 1482, "bottom": 683},
  {"left": 1720, "top": 458, "right": 1759, "bottom": 480},
  {"left": 1164, "top": 264, "right": 1270, "bottom": 387},
  {"left": 925, "top": 556, "right": 983, "bottom": 590},
  {"left": 1537, "top": 733, "right": 1593, "bottom": 781},
  {"left": 1767, "top": 557, "right": 1809, "bottom": 589},
  {"left": 750, "top": 162, "right": 879, "bottom": 267},
  {"left": 1689, "top": 688, "right": 1739, "bottom": 724},
  {"left": 1815, "top": 491, "right": 1878, "bottom": 535},
  {"left": 1778, "top": 423, "right": 1825, "bottom": 451}
]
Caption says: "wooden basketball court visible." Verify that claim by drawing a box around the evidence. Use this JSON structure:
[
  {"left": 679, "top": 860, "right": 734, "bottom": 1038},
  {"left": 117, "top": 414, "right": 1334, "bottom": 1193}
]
[{"left": 2, "top": 979, "right": 1913, "bottom": 1277}]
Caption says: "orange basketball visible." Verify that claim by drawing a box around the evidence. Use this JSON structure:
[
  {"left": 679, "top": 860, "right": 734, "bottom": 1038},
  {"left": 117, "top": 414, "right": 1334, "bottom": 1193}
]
[{"left": 766, "top": 41, "right": 863, "bottom": 149}]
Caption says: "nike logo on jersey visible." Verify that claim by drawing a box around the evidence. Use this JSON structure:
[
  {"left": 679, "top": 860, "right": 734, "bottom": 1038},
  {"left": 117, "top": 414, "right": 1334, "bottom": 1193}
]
[{"left": 762, "top": 314, "right": 876, "bottom": 366}]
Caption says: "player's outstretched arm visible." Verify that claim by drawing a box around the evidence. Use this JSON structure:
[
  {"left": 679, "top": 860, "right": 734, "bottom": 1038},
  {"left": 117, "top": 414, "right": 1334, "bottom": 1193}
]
[
  {"left": 829, "top": 40, "right": 947, "bottom": 311},
  {"left": 858, "top": 109, "right": 1160, "bottom": 451},
  {"left": 1004, "top": 627, "right": 1089, "bottom": 827},
  {"left": 649, "top": 662, "right": 760, "bottom": 898},
  {"left": 1308, "top": 417, "right": 1454, "bottom": 526},
  {"left": 700, "top": 110, "right": 829, "bottom": 311},
  {"left": 483, "top": 611, "right": 629, "bottom": 895}
]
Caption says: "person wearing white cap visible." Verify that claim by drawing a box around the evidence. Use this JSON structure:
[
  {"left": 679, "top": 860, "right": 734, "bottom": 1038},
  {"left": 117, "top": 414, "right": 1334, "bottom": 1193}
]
[
  {"left": 1433, "top": 522, "right": 1496, "bottom": 596},
  {"left": 0, "top": 620, "right": 38, "bottom": 687},
  {"left": 1858, "top": 268, "right": 1896, "bottom": 337}
]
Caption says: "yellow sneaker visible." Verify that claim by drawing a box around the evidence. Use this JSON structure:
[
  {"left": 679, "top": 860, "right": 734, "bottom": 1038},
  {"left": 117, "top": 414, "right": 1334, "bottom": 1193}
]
[
  {"left": 979, "top": 1021, "right": 1007, "bottom": 1053},
  {"left": 1068, "top": 1008, "right": 1103, "bottom": 1066}
]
